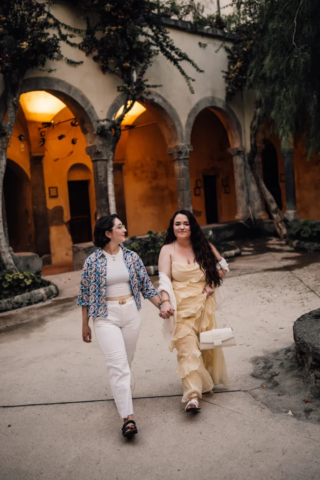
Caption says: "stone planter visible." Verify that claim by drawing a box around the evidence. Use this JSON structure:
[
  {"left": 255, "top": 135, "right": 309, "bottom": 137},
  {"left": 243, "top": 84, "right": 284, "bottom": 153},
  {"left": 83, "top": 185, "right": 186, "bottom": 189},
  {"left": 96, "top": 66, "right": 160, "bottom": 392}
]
[
  {"left": 293, "top": 308, "right": 320, "bottom": 398},
  {"left": 0, "top": 284, "right": 59, "bottom": 313}
]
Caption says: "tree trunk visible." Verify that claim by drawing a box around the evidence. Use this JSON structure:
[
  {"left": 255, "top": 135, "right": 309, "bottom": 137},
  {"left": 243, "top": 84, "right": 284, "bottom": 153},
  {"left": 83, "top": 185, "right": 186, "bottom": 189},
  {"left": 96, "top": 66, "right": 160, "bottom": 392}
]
[
  {"left": 0, "top": 143, "right": 17, "bottom": 270},
  {"left": 0, "top": 73, "right": 24, "bottom": 271},
  {"left": 247, "top": 106, "right": 287, "bottom": 239},
  {"left": 106, "top": 139, "right": 118, "bottom": 215},
  {"left": 2, "top": 192, "right": 9, "bottom": 243}
]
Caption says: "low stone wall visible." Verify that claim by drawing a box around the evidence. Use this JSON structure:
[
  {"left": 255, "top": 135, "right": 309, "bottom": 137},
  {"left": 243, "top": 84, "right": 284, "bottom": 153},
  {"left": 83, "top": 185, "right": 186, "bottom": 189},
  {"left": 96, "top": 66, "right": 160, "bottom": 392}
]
[
  {"left": 72, "top": 242, "right": 97, "bottom": 271},
  {"left": 0, "top": 251, "right": 42, "bottom": 274},
  {"left": 293, "top": 308, "right": 320, "bottom": 398},
  {"left": 288, "top": 239, "right": 320, "bottom": 252},
  {"left": 0, "top": 284, "right": 59, "bottom": 313},
  {"left": 202, "top": 219, "right": 276, "bottom": 244}
]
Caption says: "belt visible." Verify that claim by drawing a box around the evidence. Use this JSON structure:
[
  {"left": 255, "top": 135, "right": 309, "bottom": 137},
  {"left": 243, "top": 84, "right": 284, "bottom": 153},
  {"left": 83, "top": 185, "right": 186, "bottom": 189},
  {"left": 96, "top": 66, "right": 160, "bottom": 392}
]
[{"left": 105, "top": 294, "right": 133, "bottom": 305}]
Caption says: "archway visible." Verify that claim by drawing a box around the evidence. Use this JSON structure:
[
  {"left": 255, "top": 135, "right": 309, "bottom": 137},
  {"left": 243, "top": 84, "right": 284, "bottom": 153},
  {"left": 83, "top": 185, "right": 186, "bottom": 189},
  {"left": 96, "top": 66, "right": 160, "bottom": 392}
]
[
  {"left": 21, "top": 77, "right": 99, "bottom": 144},
  {"left": 67, "top": 164, "right": 94, "bottom": 244},
  {"left": 4, "top": 159, "right": 34, "bottom": 253},
  {"left": 186, "top": 97, "right": 249, "bottom": 222},
  {"left": 3, "top": 78, "right": 99, "bottom": 266},
  {"left": 109, "top": 92, "right": 184, "bottom": 236},
  {"left": 188, "top": 108, "right": 237, "bottom": 224},
  {"left": 185, "top": 96, "right": 242, "bottom": 148}
]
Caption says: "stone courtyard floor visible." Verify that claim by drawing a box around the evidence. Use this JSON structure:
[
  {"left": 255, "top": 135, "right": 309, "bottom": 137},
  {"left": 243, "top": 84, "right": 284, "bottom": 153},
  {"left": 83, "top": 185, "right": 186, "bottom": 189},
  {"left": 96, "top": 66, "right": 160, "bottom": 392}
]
[{"left": 1, "top": 238, "right": 320, "bottom": 480}]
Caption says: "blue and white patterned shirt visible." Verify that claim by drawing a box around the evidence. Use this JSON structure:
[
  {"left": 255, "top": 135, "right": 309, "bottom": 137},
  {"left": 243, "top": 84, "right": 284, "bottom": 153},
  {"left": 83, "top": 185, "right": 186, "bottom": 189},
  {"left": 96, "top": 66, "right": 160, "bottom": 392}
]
[{"left": 77, "top": 247, "right": 158, "bottom": 318}]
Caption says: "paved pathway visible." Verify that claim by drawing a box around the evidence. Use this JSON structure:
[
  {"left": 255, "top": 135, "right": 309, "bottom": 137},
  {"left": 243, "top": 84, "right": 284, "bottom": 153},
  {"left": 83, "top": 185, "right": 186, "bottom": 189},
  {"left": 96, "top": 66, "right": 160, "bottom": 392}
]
[{"left": 1, "top": 238, "right": 320, "bottom": 480}]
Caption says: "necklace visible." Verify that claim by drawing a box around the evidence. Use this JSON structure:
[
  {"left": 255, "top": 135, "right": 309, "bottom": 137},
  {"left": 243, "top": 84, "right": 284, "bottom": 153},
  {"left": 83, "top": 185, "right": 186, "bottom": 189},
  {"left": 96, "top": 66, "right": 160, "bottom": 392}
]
[{"left": 104, "top": 248, "right": 119, "bottom": 261}]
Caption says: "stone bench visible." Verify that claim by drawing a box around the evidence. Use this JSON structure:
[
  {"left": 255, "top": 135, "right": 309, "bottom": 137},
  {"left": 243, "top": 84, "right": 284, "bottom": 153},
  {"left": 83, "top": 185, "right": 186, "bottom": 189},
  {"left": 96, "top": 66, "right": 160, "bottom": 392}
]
[{"left": 12, "top": 252, "right": 42, "bottom": 274}]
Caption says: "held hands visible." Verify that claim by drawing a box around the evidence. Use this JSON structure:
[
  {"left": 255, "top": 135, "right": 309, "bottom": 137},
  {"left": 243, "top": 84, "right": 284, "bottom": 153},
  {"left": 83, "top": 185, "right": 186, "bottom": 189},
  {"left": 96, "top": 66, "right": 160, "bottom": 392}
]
[
  {"left": 159, "top": 300, "right": 175, "bottom": 320},
  {"left": 82, "top": 324, "right": 92, "bottom": 343},
  {"left": 202, "top": 284, "right": 215, "bottom": 297}
]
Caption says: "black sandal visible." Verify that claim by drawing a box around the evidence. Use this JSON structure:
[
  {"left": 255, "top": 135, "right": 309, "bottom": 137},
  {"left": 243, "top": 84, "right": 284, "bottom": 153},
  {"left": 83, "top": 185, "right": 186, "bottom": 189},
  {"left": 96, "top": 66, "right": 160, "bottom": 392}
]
[{"left": 122, "top": 420, "right": 138, "bottom": 439}]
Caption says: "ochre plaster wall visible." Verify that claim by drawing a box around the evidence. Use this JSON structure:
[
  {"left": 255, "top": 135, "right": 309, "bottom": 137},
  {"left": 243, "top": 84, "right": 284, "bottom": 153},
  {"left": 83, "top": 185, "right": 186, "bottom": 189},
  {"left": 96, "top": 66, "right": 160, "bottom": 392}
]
[
  {"left": 6, "top": 116, "right": 35, "bottom": 252},
  {"left": 116, "top": 110, "right": 177, "bottom": 236},
  {"left": 263, "top": 133, "right": 320, "bottom": 219},
  {"left": 4, "top": 160, "right": 35, "bottom": 253},
  {"left": 42, "top": 107, "right": 96, "bottom": 264},
  {"left": 7, "top": 116, "right": 31, "bottom": 178},
  {"left": 294, "top": 140, "right": 320, "bottom": 220},
  {"left": 189, "top": 109, "right": 237, "bottom": 224}
]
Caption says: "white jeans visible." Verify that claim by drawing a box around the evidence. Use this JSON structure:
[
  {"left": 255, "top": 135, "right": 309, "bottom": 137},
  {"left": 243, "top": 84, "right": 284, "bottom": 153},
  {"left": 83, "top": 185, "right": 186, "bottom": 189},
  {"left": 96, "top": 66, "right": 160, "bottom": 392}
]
[{"left": 93, "top": 297, "right": 141, "bottom": 419}]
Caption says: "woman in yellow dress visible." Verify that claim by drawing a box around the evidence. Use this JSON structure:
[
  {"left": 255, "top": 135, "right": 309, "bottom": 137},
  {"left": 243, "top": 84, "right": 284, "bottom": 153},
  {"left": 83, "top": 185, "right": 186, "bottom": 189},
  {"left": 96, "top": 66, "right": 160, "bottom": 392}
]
[{"left": 158, "top": 210, "right": 229, "bottom": 412}]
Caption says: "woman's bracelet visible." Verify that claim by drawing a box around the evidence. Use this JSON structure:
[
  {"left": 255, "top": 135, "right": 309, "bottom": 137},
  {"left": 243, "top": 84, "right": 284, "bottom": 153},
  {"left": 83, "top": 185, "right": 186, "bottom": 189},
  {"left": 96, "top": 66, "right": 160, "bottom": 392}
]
[{"left": 158, "top": 299, "right": 171, "bottom": 310}]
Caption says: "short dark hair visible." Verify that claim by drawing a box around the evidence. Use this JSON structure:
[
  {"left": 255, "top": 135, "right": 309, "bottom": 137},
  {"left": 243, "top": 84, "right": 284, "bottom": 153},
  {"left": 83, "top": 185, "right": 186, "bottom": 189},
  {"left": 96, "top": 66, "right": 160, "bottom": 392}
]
[{"left": 93, "top": 214, "right": 119, "bottom": 248}]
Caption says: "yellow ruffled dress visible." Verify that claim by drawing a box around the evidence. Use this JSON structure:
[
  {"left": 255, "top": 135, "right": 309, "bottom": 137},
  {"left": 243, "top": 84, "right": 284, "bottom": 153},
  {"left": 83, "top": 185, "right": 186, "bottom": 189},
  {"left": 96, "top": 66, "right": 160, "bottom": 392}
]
[{"left": 171, "top": 261, "right": 229, "bottom": 402}]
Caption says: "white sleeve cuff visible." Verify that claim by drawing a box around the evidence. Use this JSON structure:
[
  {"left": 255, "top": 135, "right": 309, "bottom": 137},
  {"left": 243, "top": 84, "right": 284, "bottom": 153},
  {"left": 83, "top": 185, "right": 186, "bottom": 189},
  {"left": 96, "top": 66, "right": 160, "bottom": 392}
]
[{"left": 216, "top": 257, "right": 229, "bottom": 272}]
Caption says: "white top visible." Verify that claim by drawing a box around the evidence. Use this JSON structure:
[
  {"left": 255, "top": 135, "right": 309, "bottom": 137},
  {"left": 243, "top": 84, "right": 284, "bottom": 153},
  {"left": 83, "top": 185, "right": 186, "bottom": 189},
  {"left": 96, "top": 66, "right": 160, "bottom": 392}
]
[{"left": 103, "top": 248, "right": 132, "bottom": 297}]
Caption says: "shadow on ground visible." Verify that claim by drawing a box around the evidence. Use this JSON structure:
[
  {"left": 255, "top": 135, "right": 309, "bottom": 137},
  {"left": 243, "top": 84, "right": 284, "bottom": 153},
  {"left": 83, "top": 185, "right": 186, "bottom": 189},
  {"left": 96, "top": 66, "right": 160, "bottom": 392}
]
[{"left": 249, "top": 345, "right": 320, "bottom": 424}]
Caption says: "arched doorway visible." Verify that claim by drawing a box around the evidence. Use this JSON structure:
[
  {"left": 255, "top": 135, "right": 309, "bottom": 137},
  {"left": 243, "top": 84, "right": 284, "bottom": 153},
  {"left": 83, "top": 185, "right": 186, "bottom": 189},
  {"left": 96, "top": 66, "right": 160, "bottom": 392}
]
[
  {"left": 188, "top": 108, "right": 237, "bottom": 224},
  {"left": 112, "top": 95, "right": 182, "bottom": 236},
  {"left": 67, "top": 164, "right": 94, "bottom": 244},
  {"left": 4, "top": 159, "right": 35, "bottom": 253}
]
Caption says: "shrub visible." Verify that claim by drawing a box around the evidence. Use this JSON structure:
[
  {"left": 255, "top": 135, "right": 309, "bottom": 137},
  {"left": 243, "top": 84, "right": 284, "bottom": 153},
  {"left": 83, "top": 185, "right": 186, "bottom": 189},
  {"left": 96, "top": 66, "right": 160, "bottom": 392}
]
[
  {"left": 129, "top": 231, "right": 166, "bottom": 266},
  {"left": 286, "top": 219, "right": 320, "bottom": 242},
  {"left": 0, "top": 271, "right": 51, "bottom": 300}
]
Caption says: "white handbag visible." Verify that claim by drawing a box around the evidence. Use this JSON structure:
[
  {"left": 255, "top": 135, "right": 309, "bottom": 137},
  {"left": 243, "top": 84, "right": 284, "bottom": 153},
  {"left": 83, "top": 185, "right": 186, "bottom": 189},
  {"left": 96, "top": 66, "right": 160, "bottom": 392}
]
[{"left": 200, "top": 327, "right": 236, "bottom": 350}]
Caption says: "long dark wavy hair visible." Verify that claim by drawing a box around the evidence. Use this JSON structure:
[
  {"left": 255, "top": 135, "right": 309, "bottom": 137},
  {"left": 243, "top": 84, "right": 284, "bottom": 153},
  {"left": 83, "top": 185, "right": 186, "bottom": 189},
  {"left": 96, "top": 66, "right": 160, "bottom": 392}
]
[{"left": 164, "top": 210, "right": 221, "bottom": 287}]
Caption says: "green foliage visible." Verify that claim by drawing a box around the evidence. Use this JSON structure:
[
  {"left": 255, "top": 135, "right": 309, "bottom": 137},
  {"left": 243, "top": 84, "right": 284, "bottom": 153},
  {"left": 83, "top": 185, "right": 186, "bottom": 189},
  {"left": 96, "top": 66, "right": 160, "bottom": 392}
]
[
  {"left": 286, "top": 219, "right": 320, "bottom": 242},
  {"left": 0, "top": 0, "right": 62, "bottom": 76},
  {"left": 0, "top": 270, "right": 51, "bottom": 300},
  {"left": 224, "top": 0, "right": 320, "bottom": 155},
  {"left": 0, "top": 0, "right": 71, "bottom": 145},
  {"left": 129, "top": 230, "right": 166, "bottom": 266}
]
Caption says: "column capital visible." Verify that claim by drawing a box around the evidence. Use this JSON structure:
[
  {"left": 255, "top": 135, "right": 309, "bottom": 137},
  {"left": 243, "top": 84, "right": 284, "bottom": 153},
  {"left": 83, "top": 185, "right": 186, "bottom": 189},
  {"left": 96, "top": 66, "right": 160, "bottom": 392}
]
[
  {"left": 281, "top": 146, "right": 295, "bottom": 156},
  {"left": 86, "top": 144, "right": 108, "bottom": 161},
  {"left": 227, "top": 146, "right": 245, "bottom": 156},
  {"left": 167, "top": 144, "right": 193, "bottom": 161}
]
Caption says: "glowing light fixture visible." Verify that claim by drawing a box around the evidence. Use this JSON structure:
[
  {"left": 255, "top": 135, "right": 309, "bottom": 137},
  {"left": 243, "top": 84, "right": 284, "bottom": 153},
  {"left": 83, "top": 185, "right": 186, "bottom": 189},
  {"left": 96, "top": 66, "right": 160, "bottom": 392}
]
[
  {"left": 20, "top": 91, "right": 66, "bottom": 122},
  {"left": 115, "top": 101, "right": 146, "bottom": 125}
]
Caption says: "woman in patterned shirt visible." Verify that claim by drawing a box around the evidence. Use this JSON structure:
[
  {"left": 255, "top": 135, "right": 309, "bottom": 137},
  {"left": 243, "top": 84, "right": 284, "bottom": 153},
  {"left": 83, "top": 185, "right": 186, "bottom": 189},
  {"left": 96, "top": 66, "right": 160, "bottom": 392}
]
[{"left": 78, "top": 215, "right": 163, "bottom": 439}]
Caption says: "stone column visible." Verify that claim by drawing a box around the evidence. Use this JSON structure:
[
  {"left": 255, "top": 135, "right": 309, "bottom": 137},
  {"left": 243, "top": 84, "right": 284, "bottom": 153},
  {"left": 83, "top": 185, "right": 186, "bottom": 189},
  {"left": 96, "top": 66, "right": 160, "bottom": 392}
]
[
  {"left": 281, "top": 145, "right": 298, "bottom": 220},
  {"left": 167, "top": 144, "right": 193, "bottom": 212},
  {"left": 86, "top": 144, "right": 110, "bottom": 218},
  {"left": 30, "top": 155, "right": 51, "bottom": 256},
  {"left": 228, "top": 147, "right": 250, "bottom": 220}
]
